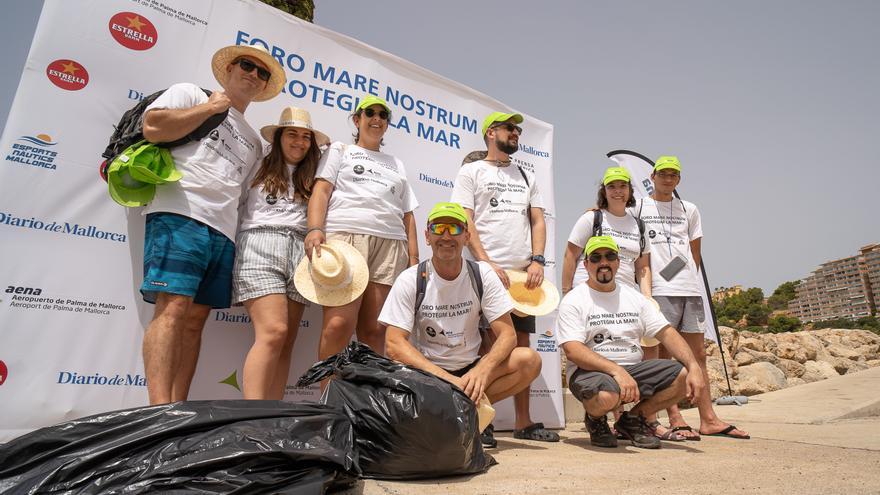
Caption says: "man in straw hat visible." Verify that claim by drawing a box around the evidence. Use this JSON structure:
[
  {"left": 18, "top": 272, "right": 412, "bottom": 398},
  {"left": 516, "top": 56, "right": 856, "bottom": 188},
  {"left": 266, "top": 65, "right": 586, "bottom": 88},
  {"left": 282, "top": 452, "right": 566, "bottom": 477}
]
[
  {"left": 381, "top": 202, "right": 542, "bottom": 444},
  {"left": 451, "top": 111, "right": 555, "bottom": 444},
  {"left": 138, "top": 43, "right": 285, "bottom": 405},
  {"left": 556, "top": 236, "right": 706, "bottom": 449}
]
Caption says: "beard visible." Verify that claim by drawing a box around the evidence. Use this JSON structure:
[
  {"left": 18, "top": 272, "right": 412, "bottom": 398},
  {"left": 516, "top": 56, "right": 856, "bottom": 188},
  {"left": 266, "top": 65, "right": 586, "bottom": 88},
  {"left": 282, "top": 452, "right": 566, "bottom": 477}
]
[
  {"left": 495, "top": 135, "right": 518, "bottom": 155},
  {"left": 595, "top": 267, "right": 614, "bottom": 284}
]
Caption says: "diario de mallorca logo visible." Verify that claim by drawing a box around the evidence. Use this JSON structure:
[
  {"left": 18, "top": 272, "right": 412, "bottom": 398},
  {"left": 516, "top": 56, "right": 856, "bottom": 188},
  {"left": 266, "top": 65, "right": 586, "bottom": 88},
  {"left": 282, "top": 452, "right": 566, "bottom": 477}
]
[
  {"left": 5, "top": 134, "right": 59, "bottom": 170},
  {"left": 57, "top": 370, "right": 146, "bottom": 387},
  {"left": 0, "top": 212, "right": 127, "bottom": 243},
  {"left": 0, "top": 360, "right": 8, "bottom": 386},
  {"left": 109, "top": 12, "right": 158, "bottom": 50},
  {"left": 46, "top": 59, "right": 88, "bottom": 91}
]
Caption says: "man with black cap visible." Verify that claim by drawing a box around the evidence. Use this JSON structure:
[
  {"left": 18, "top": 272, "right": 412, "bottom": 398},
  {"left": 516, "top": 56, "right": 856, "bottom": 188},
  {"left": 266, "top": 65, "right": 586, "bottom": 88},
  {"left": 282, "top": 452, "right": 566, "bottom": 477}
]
[
  {"left": 451, "top": 112, "right": 555, "bottom": 445},
  {"left": 139, "top": 44, "right": 285, "bottom": 405},
  {"left": 557, "top": 236, "right": 706, "bottom": 449}
]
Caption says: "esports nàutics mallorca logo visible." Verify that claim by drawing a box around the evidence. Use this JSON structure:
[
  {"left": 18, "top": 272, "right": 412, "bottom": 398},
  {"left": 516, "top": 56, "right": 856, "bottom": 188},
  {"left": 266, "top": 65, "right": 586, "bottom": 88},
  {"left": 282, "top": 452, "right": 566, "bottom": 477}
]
[
  {"left": 46, "top": 59, "right": 89, "bottom": 91},
  {"left": 0, "top": 360, "right": 8, "bottom": 386},
  {"left": 5, "top": 134, "right": 59, "bottom": 170},
  {"left": 109, "top": 12, "right": 158, "bottom": 50}
]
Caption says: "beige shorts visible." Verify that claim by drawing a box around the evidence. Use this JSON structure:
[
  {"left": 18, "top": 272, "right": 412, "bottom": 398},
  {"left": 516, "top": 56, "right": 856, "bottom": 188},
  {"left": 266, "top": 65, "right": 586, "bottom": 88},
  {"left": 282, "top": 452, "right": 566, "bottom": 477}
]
[{"left": 327, "top": 232, "right": 408, "bottom": 286}]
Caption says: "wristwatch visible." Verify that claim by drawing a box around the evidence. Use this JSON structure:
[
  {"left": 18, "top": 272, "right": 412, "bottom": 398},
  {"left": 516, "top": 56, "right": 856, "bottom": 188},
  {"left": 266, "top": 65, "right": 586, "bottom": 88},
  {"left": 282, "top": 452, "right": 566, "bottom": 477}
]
[{"left": 530, "top": 254, "right": 546, "bottom": 266}]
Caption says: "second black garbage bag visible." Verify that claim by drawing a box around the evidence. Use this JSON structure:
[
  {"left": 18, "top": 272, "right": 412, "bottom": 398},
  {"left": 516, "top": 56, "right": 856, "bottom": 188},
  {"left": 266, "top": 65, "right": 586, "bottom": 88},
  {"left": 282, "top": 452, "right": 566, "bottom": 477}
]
[{"left": 297, "top": 342, "right": 496, "bottom": 480}]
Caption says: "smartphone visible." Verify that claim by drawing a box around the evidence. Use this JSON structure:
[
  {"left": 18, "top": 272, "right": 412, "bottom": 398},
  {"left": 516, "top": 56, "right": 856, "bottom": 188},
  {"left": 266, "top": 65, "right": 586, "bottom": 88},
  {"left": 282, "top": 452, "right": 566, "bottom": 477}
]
[{"left": 659, "top": 255, "right": 688, "bottom": 281}]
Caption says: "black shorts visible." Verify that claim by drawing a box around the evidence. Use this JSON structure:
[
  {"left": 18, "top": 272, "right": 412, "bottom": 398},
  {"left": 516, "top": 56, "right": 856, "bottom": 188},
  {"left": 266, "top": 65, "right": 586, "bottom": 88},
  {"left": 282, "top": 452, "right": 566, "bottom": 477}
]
[
  {"left": 446, "top": 358, "right": 481, "bottom": 377},
  {"left": 511, "top": 313, "right": 536, "bottom": 334},
  {"left": 568, "top": 359, "right": 684, "bottom": 402}
]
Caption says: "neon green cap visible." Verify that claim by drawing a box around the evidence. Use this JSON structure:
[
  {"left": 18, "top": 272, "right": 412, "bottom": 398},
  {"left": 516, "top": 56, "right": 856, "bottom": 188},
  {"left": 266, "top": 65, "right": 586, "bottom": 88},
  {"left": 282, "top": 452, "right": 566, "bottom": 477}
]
[
  {"left": 654, "top": 155, "right": 681, "bottom": 172},
  {"left": 107, "top": 141, "right": 181, "bottom": 207},
  {"left": 356, "top": 95, "right": 391, "bottom": 114},
  {"left": 585, "top": 235, "right": 619, "bottom": 256},
  {"left": 603, "top": 166, "right": 631, "bottom": 185},
  {"left": 482, "top": 111, "right": 524, "bottom": 136},
  {"left": 427, "top": 202, "right": 468, "bottom": 225}
]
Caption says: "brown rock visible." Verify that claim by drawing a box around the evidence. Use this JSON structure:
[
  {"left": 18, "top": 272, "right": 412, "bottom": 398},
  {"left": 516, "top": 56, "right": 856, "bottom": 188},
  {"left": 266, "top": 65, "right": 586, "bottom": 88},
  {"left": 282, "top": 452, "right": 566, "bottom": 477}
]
[
  {"left": 802, "top": 360, "right": 840, "bottom": 382},
  {"left": 735, "top": 362, "right": 787, "bottom": 395},
  {"left": 775, "top": 358, "right": 806, "bottom": 378},
  {"left": 827, "top": 344, "right": 863, "bottom": 361},
  {"left": 740, "top": 337, "right": 764, "bottom": 352},
  {"left": 787, "top": 377, "right": 807, "bottom": 387}
]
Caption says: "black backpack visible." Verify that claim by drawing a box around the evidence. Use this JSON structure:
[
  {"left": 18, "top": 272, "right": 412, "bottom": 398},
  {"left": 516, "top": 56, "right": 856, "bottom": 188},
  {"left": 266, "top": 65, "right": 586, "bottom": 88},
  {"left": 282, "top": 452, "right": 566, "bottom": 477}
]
[
  {"left": 591, "top": 209, "right": 646, "bottom": 257},
  {"left": 99, "top": 88, "right": 228, "bottom": 181},
  {"left": 414, "top": 260, "right": 487, "bottom": 329}
]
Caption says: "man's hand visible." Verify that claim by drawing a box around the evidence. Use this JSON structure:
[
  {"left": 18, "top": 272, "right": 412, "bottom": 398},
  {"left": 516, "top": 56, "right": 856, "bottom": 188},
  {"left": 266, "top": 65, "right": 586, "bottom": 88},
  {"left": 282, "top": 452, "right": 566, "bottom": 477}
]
[
  {"left": 459, "top": 364, "right": 492, "bottom": 403},
  {"left": 611, "top": 367, "right": 640, "bottom": 404},
  {"left": 685, "top": 368, "right": 706, "bottom": 403},
  {"left": 525, "top": 261, "right": 544, "bottom": 290},
  {"left": 304, "top": 229, "right": 325, "bottom": 260},
  {"left": 206, "top": 90, "right": 231, "bottom": 114},
  {"left": 489, "top": 262, "right": 510, "bottom": 289}
]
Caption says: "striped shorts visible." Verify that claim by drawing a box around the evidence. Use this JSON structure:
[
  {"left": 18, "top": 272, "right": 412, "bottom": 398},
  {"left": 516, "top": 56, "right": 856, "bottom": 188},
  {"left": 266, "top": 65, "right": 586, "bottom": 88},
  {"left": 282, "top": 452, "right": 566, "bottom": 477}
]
[{"left": 232, "top": 226, "right": 308, "bottom": 305}]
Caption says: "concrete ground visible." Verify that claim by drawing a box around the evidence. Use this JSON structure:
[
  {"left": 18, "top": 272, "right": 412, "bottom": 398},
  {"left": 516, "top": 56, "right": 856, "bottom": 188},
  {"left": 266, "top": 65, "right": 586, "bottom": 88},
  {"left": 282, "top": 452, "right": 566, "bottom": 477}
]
[{"left": 342, "top": 367, "right": 880, "bottom": 494}]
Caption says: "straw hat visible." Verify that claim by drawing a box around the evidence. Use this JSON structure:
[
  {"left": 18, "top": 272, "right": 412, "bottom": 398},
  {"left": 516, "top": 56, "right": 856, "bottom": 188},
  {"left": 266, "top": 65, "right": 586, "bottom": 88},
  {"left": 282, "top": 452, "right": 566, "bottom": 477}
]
[
  {"left": 260, "top": 106, "right": 330, "bottom": 146},
  {"left": 476, "top": 393, "right": 496, "bottom": 433},
  {"left": 504, "top": 270, "right": 560, "bottom": 316},
  {"left": 294, "top": 240, "right": 368, "bottom": 306},
  {"left": 640, "top": 297, "right": 662, "bottom": 347},
  {"left": 211, "top": 44, "right": 285, "bottom": 102}
]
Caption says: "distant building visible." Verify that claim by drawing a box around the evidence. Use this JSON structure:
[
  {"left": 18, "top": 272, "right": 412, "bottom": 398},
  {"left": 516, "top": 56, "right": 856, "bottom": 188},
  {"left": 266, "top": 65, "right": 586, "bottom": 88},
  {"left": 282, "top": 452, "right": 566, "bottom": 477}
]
[
  {"left": 788, "top": 243, "right": 879, "bottom": 323},
  {"left": 712, "top": 285, "right": 743, "bottom": 303}
]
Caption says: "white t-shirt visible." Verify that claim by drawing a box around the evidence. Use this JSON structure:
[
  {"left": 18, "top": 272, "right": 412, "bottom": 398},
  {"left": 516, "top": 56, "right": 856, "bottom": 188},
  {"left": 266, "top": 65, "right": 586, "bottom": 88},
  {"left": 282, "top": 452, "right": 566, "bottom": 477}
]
[
  {"left": 567, "top": 209, "right": 650, "bottom": 291},
  {"left": 556, "top": 283, "right": 670, "bottom": 379},
  {"left": 144, "top": 83, "right": 261, "bottom": 241},
  {"left": 632, "top": 198, "right": 703, "bottom": 296},
  {"left": 451, "top": 160, "right": 545, "bottom": 269},
  {"left": 238, "top": 163, "right": 307, "bottom": 232},
  {"left": 316, "top": 142, "right": 418, "bottom": 241},
  {"left": 378, "top": 260, "right": 514, "bottom": 371}
]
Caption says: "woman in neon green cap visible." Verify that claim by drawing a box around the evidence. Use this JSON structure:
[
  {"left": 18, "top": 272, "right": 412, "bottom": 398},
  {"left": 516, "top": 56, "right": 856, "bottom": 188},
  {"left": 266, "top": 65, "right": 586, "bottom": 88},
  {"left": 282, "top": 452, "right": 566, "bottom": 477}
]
[{"left": 304, "top": 95, "right": 420, "bottom": 361}]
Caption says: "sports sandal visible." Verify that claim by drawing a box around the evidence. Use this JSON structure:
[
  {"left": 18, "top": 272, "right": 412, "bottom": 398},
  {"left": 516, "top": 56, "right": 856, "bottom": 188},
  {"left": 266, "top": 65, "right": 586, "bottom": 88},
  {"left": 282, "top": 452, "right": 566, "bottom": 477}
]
[
  {"left": 671, "top": 425, "right": 701, "bottom": 441},
  {"left": 647, "top": 421, "right": 685, "bottom": 442},
  {"left": 481, "top": 423, "right": 498, "bottom": 448},
  {"left": 513, "top": 422, "right": 560, "bottom": 442}
]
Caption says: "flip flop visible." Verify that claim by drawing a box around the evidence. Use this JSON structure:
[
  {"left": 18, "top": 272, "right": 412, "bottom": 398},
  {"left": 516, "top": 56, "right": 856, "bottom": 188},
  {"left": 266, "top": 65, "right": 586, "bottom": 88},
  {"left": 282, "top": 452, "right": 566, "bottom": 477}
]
[
  {"left": 671, "top": 425, "right": 701, "bottom": 441},
  {"left": 648, "top": 421, "right": 685, "bottom": 442},
  {"left": 513, "top": 422, "right": 560, "bottom": 442},
  {"left": 703, "top": 425, "right": 750, "bottom": 439}
]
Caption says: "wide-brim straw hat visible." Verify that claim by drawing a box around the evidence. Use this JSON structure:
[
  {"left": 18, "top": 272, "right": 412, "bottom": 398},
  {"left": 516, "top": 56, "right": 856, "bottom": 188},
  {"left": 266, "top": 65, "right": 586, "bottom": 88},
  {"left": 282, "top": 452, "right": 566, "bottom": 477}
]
[
  {"left": 294, "top": 240, "right": 368, "bottom": 307},
  {"left": 211, "top": 44, "right": 285, "bottom": 102},
  {"left": 640, "top": 297, "right": 662, "bottom": 347},
  {"left": 504, "top": 270, "right": 560, "bottom": 316},
  {"left": 260, "top": 106, "right": 330, "bottom": 147}
]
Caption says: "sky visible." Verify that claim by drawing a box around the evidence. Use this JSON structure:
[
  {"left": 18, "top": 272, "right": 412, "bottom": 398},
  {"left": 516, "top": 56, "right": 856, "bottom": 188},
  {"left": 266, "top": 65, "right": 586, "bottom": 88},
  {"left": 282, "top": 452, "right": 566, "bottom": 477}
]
[{"left": 2, "top": 1, "right": 878, "bottom": 295}]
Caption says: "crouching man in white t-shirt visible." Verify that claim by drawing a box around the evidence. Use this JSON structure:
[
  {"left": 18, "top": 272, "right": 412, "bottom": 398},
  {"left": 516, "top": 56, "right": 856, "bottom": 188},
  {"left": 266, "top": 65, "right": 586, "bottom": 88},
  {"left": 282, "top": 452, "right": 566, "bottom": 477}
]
[
  {"left": 379, "top": 202, "right": 542, "bottom": 439},
  {"left": 556, "top": 236, "right": 706, "bottom": 449}
]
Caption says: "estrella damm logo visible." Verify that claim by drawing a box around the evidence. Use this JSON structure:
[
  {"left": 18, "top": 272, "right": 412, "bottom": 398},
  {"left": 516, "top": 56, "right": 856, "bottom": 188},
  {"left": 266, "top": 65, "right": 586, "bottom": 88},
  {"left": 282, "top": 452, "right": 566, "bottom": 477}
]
[
  {"left": 0, "top": 360, "right": 7, "bottom": 386},
  {"left": 46, "top": 59, "right": 88, "bottom": 91},
  {"left": 5, "top": 134, "right": 59, "bottom": 170},
  {"left": 109, "top": 12, "right": 157, "bottom": 51}
]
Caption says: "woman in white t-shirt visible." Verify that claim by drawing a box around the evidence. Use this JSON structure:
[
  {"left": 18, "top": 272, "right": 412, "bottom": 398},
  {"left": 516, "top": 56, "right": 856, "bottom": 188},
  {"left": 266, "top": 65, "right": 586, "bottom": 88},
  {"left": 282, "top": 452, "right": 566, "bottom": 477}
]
[
  {"left": 561, "top": 166, "right": 651, "bottom": 297},
  {"left": 304, "top": 96, "right": 419, "bottom": 361},
  {"left": 231, "top": 107, "right": 329, "bottom": 400}
]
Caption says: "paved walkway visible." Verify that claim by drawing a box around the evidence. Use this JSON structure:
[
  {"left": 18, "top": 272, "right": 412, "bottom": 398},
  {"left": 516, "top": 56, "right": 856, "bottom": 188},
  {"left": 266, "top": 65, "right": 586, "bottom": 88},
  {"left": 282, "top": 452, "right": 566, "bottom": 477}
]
[{"left": 344, "top": 367, "right": 880, "bottom": 494}]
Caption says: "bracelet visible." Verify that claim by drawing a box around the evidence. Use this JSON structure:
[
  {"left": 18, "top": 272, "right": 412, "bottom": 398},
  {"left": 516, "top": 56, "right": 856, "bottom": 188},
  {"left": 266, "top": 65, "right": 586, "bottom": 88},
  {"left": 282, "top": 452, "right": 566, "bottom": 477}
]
[{"left": 306, "top": 227, "right": 324, "bottom": 235}]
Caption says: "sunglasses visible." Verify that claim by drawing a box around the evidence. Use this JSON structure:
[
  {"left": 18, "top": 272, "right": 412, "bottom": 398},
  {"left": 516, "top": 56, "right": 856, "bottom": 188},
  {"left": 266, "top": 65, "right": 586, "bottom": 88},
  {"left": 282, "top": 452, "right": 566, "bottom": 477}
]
[
  {"left": 234, "top": 58, "right": 271, "bottom": 82},
  {"left": 428, "top": 222, "right": 464, "bottom": 236},
  {"left": 655, "top": 171, "right": 680, "bottom": 179},
  {"left": 588, "top": 252, "right": 619, "bottom": 263},
  {"left": 491, "top": 122, "right": 523, "bottom": 135},
  {"left": 363, "top": 108, "right": 390, "bottom": 120}
]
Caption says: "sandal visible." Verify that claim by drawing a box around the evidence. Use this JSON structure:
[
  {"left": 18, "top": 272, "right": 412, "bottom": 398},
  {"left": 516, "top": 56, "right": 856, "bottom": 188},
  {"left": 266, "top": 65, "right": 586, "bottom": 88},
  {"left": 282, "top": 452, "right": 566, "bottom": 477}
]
[
  {"left": 671, "top": 425, "right": 701, "bottom": 441},
  {"left": 513, "top": 422, "right": 560, "bottom": 442},
  {"left": 647, "top": 421, "right": 685, "bottom": 442}
]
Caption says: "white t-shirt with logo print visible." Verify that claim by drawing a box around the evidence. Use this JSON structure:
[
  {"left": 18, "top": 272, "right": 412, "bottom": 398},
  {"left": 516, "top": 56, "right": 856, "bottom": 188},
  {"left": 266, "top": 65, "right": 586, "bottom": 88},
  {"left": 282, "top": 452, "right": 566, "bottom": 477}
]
[
  {"left": 238, "top": 163, "right": 307, "bottom": 232},
  {"left": 316, "top": 142, "right": 418, "bottom": 241},
  {"left": 451, "top": 160, "right": 546, "bottom": 270},
  {"left": 567, "top": 209, "right": 650, "bottom": 291},
  {"left": 378, "top": 260, "right": 514, "bottom": 371},
  {"left": 556, "top": 283, "right": 670, "bottom": 379},
  {"left": 632, "top": 198, "right": 703, "bottom": 297},
  {"left": 144, "top": 83, "right": 262, "bottom": 241}
]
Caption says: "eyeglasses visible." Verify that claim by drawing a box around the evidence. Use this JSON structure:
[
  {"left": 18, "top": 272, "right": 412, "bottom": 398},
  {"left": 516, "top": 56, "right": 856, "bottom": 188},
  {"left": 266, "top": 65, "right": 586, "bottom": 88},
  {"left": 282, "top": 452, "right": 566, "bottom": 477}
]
[
  {"left": 491, "top": 122, "right": 523, "bottom": 135},
  {"left": 588, "top": 252, "right": 619, "bottom": 263},
  {"left": 233, "top": 58, "right": 271, "bottom": 82},
  {"left": 363, "top": 108, "right": 390, "bottom": 120},
  {"left": 656, "top": 171, "right": 680, "bottom": 179},
  {"left": 428, "top": 222, "right": 464, "bottom": 236}
]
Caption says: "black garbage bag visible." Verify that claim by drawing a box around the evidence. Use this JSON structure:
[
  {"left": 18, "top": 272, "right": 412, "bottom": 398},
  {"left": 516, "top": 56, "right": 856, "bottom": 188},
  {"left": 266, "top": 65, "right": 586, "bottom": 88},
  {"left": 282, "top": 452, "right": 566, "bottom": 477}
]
[
  {"left": 0, "top": 400, "right": 359, "bottom": 494},
  {"left": 296, "top": 342, "right": 495, "bottom": 480}
]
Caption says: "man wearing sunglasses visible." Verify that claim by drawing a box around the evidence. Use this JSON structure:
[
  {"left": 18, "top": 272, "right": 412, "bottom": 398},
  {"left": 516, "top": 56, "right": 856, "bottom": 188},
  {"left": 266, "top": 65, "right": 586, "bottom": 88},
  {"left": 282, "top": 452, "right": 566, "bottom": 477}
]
[
  {"left": 138, "top": 44, "right": 285, "bottom": 405},
  {"left": 451, "top": 111, "right": 554, "bottom": 444},
  {"left": 381, "top": 202, "right": 542, "bottom": 440},
  {"left": 556, "top": 236, "right": 706, "bottom": 449}
]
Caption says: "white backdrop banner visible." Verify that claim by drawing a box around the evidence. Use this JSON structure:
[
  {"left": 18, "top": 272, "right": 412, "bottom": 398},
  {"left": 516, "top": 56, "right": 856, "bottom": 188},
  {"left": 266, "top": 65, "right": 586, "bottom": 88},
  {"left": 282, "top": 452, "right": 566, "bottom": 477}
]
[
  {"left": 0, "top": 0, "right": 561, "bottom": 441},
  {"left": 607, "top": 150, "right": 719, "bottom": 342}
]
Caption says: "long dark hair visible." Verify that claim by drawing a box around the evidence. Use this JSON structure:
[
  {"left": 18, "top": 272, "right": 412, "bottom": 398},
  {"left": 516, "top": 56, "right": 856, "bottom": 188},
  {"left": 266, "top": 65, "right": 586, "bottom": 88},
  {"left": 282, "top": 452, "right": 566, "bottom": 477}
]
[
  {"left": 595, "top": 182, "right": 636, "bottom": 209},
  {"left": 251, "top": 128, "right": 321, "bottom": 201}
]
